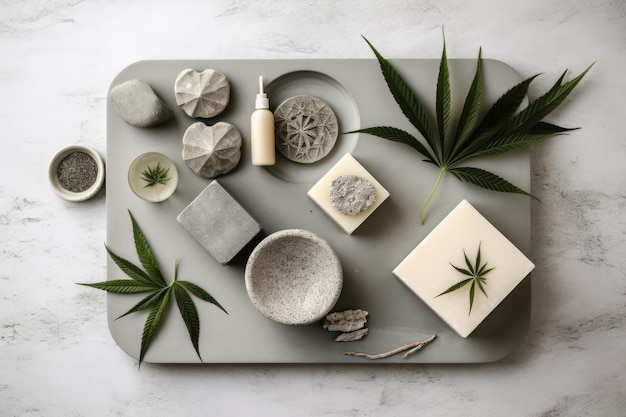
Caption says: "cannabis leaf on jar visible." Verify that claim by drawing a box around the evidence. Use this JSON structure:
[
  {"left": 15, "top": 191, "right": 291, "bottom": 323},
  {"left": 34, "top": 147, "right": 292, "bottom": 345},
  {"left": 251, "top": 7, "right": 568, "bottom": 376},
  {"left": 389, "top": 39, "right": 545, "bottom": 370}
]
[
  {"left": 435, "top": 242, "right": 493, "bottom": 314},
  {"left": 78, "top": 210, "right": 227, "bottom": 367},
  {"left": 353, "top": 34, "right": 593, "bottom": 224},
  {"left": 141, "top": 162, "right": 170, "bottom": 188}
]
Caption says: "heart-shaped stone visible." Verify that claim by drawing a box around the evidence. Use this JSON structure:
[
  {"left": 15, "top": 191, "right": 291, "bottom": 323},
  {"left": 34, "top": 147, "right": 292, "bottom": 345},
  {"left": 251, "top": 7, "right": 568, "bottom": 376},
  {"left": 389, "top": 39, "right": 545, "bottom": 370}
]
[{"left": 182, "top": 121, "right": 242, "bottom": 178}]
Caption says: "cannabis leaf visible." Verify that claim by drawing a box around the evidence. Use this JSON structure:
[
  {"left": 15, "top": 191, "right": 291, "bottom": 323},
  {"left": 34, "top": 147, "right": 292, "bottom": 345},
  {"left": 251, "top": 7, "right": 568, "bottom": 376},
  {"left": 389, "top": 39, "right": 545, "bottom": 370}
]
[
  {"left": 435, "top": 242, "right": 494, "bottom": 314},
  {"left": 78, "top": 210, "right": 227, "bottom": 366},
  {"left": 141, "top": 162, "right": 171, "bottom": 188},
  {"left": 353, "top": 34, "right": 593, "bottom": 224}
]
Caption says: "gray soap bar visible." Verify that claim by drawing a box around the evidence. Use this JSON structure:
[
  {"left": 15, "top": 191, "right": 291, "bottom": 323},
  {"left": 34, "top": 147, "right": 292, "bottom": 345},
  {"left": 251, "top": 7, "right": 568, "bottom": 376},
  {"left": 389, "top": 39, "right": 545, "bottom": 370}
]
[
  {"left": 109, "top": 79, "right": 170, "bottom": 127},
  {"left": 177, "top": 180, "right": 261, "bottom": 265}
]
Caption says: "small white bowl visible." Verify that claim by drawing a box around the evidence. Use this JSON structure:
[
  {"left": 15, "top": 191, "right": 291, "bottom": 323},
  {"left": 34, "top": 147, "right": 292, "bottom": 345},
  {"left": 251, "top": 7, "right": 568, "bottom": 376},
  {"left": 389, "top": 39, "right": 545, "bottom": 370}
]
[
  {"left": 128, "top": 152, "right": 178, "bottom": 203},
  {"left": 245, "top": 229, "right": 343, "bottom": 325},
  {"left": 48, "top": 144, "right": 105, "bottom": 202}
]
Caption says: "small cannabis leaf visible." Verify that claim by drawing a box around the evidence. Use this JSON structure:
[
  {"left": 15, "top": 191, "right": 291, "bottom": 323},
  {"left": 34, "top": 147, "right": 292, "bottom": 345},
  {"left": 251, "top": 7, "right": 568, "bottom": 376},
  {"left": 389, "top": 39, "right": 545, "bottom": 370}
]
[
  {"left": 435, "top": 242, "right": 494, "bottom": 314},
  {"left": 78, "top": 210, "right": 227, "bottom": 366},
  {"left": 141, "top": 162, "right": 171, "bottom": 188},
  {"left": 353, "top": 33, "right": 593, "bottom": 224}
]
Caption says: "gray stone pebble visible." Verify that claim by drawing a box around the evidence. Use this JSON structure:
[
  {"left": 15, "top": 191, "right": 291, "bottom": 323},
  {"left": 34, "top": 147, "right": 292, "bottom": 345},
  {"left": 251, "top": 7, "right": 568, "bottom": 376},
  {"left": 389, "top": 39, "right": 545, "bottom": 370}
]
[
  {"left": 109, "top": 79, "right": 170, "bottom": 127},
  {"left": 329, "top": 175, "right": 376, "bottom": 216}
]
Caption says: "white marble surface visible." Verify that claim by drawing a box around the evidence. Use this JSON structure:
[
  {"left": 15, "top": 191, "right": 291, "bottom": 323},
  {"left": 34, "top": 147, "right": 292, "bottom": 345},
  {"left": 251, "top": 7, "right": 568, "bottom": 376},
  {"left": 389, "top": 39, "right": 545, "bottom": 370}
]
[{"left": 1, "top": 0, "right": 625, "bottom": 415}]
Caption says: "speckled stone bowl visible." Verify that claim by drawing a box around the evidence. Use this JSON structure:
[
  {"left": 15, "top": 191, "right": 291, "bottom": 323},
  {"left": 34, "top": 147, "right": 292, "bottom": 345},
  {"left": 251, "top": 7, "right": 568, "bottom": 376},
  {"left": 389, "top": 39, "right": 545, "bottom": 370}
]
[{"left": 245, "top": 229, "right": 343, "bottom": 325}]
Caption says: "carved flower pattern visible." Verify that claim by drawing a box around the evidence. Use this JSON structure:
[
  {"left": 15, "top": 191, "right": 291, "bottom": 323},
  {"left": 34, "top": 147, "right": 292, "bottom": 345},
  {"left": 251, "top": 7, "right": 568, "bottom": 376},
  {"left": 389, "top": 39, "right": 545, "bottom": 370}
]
[{"left": 274, "top": 95, "right": 338, "bottom": 163}]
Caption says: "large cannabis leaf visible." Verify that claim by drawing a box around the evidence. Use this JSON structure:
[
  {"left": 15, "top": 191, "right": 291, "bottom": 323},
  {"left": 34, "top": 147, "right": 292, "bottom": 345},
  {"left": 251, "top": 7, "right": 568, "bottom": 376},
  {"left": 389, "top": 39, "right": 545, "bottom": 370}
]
[
  {"left": 355, "top": 35, "right": 592, "bottom": 224},
  {"left": 79, "top": 210, "right": 227, "bottom": 366}
]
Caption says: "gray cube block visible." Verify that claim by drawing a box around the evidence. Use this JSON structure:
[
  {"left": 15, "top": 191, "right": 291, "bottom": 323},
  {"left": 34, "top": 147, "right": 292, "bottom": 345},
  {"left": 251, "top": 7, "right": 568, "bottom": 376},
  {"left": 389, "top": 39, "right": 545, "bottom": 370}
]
[{"left": 177, "top": 180, "right": 261, "bottom": 265}]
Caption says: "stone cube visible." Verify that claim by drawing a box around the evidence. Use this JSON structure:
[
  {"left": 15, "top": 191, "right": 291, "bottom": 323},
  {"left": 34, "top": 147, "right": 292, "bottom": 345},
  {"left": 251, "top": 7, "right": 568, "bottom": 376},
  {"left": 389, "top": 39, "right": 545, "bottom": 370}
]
[{"left": 177, "top": 180, "right": 261, "bottom": 265}]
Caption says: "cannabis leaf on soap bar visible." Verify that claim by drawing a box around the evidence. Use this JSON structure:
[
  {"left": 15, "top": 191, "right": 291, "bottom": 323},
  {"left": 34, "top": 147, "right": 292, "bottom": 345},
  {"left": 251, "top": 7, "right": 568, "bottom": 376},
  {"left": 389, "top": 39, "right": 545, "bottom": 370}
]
[
  {"left": 78, "top": 210, "right": 227, "bottom": 367},
  {"left": 353, "top": 34, "right": 593, "bottom": 224},
  {"left": 435, "top": 242, "right": 493, "bottom": 314}
]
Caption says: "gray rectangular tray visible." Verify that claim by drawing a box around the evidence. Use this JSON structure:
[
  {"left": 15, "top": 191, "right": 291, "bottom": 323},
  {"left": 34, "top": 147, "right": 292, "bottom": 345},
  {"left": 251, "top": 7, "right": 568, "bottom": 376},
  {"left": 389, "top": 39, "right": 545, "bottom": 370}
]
[{"left": 106, "top": 59, "right": 531, "bottom": 363}]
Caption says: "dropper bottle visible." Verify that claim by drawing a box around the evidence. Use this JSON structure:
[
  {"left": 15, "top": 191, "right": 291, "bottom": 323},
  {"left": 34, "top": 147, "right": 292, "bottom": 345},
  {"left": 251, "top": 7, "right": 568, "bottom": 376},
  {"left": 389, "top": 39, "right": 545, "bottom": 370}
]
[{"left": 251, "top": 76, "right": 275, "bottom": 166}]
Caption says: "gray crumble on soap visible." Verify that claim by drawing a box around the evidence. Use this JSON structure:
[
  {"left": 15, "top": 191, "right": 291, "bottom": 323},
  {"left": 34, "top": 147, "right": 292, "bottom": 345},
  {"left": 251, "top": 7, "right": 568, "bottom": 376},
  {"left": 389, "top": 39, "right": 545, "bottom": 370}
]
[
  {"left": 109, "top": 79, "right": 170, "bottom": 127},
  {"left": 176, "top": 180, "right": 261, "bottom": 265},
  {"left": 329, "top": 175, "right": 376, "bottom": 216}
]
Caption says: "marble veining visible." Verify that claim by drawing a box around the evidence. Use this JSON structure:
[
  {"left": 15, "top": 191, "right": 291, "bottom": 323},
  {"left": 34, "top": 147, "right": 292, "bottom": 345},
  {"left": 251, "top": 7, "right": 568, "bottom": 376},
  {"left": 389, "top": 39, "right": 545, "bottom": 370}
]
[{"left": 1, "top": 0, "right": 625, "bottom": 416}]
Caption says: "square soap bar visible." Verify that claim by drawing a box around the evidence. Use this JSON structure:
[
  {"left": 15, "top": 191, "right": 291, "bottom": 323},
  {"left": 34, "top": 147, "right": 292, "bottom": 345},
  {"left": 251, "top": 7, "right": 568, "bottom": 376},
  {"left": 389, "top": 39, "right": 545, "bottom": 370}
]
[
  {"left": 307, "top": 153, "right": 389, "bottom": 234},
  {"left": 393, "top": 199, "right": 534, "bottom": 338},
  {"left": 177, "top": 180, "right": 261, "bottom": 265}
]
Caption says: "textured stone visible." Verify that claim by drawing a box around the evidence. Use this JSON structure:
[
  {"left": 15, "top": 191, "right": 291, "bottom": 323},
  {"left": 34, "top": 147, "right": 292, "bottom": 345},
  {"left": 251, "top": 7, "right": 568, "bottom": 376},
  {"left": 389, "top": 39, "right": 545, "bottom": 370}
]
[
  {"left": 175, "top": 68, "right": 230, "bottom": 118},
  {"left": 176, "top": 180, "right": 261, "bottom": 265},
  {"left": 274, "top": 95, "right": 338, "bottom": 163},
  {"left": 323, "top": 309, "right": 369, "bottom": 332},
  {"left": 329, "top": 175, "right": 376, "bottom": 216},
  {"left": 109, "top": 79, "right": 170, "bottom": 127},
  {"left": 182, "top": 121, "right": 242, "bottom": 178},
  {"left": 335, "top": 328, "right": 369, "bottom": 342}
]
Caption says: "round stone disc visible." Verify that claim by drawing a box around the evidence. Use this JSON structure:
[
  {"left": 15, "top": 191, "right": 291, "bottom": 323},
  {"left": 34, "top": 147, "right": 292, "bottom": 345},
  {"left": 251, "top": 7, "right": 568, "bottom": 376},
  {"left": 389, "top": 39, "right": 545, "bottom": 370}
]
[{"left": 274, "top": 95, "right": 338, "bottom": 164}]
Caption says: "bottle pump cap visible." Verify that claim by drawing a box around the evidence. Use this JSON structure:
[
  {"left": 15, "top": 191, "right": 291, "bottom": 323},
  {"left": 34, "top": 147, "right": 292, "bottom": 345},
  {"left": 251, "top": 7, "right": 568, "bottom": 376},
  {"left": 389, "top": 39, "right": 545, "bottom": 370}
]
[{"left": 255, "top": 76, "right": 270, "bottom": 109}]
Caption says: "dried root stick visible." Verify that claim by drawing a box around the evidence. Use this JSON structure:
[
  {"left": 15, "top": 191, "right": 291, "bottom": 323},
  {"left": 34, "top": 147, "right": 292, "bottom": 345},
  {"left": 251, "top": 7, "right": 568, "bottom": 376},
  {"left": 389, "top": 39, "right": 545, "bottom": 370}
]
[{"left": 343, "top": 334, "right": 437, "bottom": 360}]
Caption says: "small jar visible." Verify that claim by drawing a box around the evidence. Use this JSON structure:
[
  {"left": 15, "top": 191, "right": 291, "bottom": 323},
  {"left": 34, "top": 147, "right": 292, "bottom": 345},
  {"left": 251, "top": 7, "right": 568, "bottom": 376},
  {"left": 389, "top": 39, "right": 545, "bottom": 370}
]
[
  {"left": 128, "top": 152, "right": 178, "bottom": 203},
  {"left": 48, "top": 144, "right": 105, "bottom": 202}
]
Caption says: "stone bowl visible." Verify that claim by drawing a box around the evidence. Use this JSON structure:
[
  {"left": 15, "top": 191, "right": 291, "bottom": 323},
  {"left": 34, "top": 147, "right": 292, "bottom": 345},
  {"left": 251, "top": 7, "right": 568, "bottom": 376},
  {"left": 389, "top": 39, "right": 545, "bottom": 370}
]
[
  {"left": 245, "top": 229, "right": 343, "bottom": 325},
  {"left": 48, "top": 144, "right": 105, "bottom": 202}
]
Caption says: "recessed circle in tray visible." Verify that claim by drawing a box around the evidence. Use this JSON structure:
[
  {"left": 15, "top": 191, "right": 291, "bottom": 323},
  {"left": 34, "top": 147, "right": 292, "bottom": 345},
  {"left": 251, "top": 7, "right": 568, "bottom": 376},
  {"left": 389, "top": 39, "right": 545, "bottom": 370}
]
[{"left": 265, "top": 71, "right": 360, "bottom": 183}]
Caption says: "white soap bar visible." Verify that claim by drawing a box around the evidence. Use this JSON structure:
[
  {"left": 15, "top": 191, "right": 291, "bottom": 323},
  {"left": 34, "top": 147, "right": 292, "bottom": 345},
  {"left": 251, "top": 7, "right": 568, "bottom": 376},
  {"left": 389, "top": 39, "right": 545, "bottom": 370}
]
[
  {"left": 393, "top": 199, "right": 534, "bottom": 338},
  {"left": 307, "top": 153, "right": 389, "bottom": 234}
]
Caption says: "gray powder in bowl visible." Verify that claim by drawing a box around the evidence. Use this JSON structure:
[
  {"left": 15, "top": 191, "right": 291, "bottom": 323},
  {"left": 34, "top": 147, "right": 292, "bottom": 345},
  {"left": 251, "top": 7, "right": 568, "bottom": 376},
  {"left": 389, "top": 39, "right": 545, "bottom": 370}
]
[{"left": 56, "top": 151, "right": 98, "bottom": 193}]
